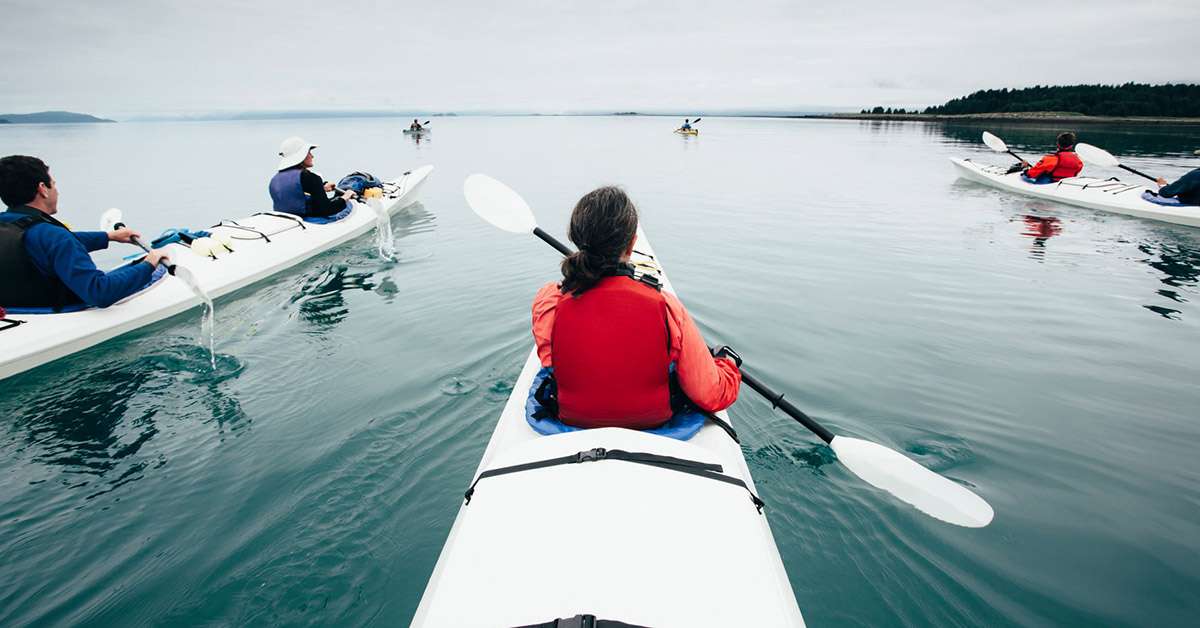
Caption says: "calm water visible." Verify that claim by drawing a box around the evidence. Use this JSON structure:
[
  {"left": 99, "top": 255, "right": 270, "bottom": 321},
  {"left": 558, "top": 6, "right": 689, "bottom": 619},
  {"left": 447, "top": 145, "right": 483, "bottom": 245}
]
[{"left": 2, "top": 116, "right": 1199, "bottom": 627}]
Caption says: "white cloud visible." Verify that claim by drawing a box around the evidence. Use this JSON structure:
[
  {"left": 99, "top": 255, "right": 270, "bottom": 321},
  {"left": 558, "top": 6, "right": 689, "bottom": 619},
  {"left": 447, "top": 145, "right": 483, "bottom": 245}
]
[{"left": 2, "top": 0, "right": 1197, "bottom": 116}]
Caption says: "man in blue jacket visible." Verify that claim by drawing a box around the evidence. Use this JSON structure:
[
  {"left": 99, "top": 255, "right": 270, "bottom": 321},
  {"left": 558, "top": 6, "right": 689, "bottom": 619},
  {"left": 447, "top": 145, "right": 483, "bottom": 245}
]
[
  {"left": 0, "top": 155, "right": 168, "bottom": 311},
  {"left": 1156, "top": 169, "right": 1200, "bottom": 206}
]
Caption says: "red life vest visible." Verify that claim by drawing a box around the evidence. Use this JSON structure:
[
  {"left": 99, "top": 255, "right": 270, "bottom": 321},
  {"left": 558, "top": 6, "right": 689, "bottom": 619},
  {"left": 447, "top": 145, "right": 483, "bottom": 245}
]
[
  {"left": 551, "top": 274, "right": 673, "bottom": 429},
  {"left": 1049, "top": 150, "right": 1083, "bottom": 181}
]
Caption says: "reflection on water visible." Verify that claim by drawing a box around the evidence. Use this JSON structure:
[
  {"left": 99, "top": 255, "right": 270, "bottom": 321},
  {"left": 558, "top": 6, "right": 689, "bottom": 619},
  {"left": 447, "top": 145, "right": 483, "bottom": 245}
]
[
  {"left": 291, "top": 264, "right": 377, "bottom": 328},
  {"left": 2, "top": 343, "right": 246, "bottom": 498},
  {"left": 1137, "top": 240, "right": 1199, "bottom": 320},
  {"left": 287, "top": 204, "right": 438, "bottom": 328},
  {"left": 1020, "top": 215, "right": 1062, "bottom": 261}
]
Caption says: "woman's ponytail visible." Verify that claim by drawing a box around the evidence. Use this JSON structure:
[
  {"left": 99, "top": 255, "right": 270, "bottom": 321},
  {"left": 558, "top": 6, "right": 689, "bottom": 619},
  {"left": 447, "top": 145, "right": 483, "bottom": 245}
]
[{"left": 560, "top": 186, "right": 639, "bottom": 296}]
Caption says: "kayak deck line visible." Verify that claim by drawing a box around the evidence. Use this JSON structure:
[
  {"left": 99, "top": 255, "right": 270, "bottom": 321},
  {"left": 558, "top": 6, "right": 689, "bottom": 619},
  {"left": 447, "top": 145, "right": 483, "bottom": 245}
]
[
  {"left": 462, "top": 446, "right": 767, "bottom": 512},
  {"left": 0, "top": 165, "right": 434, "bottom": 381},
  {"left": 950, "top": 158, "right": 1200, "bottom": 228},
  {"left": 412, "top": 227, "right": 804, "bottom": 628}
]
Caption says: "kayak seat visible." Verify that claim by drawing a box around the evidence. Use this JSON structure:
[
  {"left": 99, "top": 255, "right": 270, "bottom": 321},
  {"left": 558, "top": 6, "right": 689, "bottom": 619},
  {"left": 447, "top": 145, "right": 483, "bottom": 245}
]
[
  {"left": 1021, "top": 174, "right": 1055, "bottom": 185},
  {"left": 5, "top": 263, "right": 169, "bottom": 315},
  {"left": 304, "top": 205, "right": 354, "bottom": 224},
  {"left": 1142, "top": 191, "right": 1191, "bottom": 207},
  {"left": 525, "top": 367, "right": 706, "bottom": 441}
]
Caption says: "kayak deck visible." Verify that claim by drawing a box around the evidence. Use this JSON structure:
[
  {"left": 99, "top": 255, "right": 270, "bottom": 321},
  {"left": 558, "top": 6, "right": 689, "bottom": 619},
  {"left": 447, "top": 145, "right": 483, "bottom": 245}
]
[
  {"left": 950, "top": 158, "right": 1200, "bottom": 228},
  {"left": 412, "top": 228, "right": 803, "bottom": 627},
  {"left": 0, "top": 165, "right": 433, "bottom": 380}
]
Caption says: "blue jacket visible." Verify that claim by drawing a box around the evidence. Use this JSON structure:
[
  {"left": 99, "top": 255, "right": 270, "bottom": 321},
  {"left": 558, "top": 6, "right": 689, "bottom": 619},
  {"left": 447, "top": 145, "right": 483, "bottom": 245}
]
[
  {"left": 0, "top": 206, "right": 154, "bottom": 308},
  {"left": 1161, "top": 169, "right": 1200, "bottom": 206}
]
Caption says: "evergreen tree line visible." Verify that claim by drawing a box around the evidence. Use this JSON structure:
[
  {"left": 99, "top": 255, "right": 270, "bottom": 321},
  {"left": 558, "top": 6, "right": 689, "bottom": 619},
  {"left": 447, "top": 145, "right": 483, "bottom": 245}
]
[
  {"left": 858, "top": 107, "right": 916, "bottom": 115},
  {"left": 861, "top": 83, "right": 1200, "bottom": 117}
]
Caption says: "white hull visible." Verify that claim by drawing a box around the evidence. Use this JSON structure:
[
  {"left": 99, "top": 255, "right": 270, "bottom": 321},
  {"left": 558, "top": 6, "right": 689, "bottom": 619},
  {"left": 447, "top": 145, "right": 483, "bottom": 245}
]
[
  {"left": 950, "top": 158, "right": 1200, "bottom": 228},
  {"left": 412, "top": 228, "right": 804, "bottom": 628},
  {"left": 0, "top": 165, "right": 433, "bottom": 380}
]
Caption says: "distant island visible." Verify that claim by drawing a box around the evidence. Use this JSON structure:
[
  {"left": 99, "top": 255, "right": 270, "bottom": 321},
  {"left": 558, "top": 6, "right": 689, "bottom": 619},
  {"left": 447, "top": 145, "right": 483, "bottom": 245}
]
[
  {"left": 0, "top": 111, "right": 114, "bottom": 124},
  {"left": 813, "top": 83, "right": 1200, "bottom": 124}
]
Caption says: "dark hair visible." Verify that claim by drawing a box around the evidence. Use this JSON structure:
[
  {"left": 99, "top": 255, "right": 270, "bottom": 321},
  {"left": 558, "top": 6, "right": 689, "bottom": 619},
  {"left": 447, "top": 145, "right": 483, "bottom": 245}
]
[
  {"left": 560, "top": 186, "right": 639, "bottom": 296},
  {"left": 0, "top": 155, "right": 51, "bottom": 207},
  {"left": 1057, "top": 132, "right": 1077, "bottom": 150}
]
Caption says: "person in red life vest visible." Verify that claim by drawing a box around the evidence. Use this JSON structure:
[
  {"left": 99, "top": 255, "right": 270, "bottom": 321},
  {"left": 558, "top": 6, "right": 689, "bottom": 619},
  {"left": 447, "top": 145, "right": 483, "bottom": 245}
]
[
  {"left": 530, "top": 186, "right": 741, "bottom": 429},
  {"left": 1020, "top": 132, "right": 1084, "bottom": 182}
]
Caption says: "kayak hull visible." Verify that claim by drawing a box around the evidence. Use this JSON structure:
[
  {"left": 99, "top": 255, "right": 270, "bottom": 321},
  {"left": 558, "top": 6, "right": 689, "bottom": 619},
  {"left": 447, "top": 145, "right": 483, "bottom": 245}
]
[
  {"left": 412, "top": 228, "right": 803, "bottom": 628},
  {"left": 950, "top": 158, "right": 1200, "bottom": 228},
  {"left": 0, "top": 165, "right": 433, "bottom": 380},
  {"left": 675, "top": 128, "right": 699, "bottom": 136}
]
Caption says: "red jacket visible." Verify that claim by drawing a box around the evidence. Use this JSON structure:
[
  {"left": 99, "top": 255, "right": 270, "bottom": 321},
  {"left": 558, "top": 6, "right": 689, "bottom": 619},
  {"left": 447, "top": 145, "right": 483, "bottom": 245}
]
[
  {"left": 1027, "top": 150, "right": 1083, "bottom": 181},
  {"left": 532, "top": 276, "right": 741, "bottom": 428}
]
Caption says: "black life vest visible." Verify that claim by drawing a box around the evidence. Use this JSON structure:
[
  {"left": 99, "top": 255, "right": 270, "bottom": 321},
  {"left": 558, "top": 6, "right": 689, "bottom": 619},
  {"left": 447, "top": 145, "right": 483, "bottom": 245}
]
[{"left": 0, "top": 207, "right": 81, "bottom": 310}]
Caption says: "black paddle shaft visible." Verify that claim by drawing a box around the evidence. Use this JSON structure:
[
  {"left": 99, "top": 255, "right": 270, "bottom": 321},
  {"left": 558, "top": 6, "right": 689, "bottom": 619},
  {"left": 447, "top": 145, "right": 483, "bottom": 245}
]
[
  {"left": 528, "top": 225, "right": 837, "bottom": 444},
  {"left": 738, "top": 368, "right": 834, "bottom": 443},
  {"left": 1120, "top": 164, "right": 1158, "bottom": 183},
  {"left": 112, "top": 221, "right": 177, "bottom": 274},
  {"left": 533, "top": 227, "right": 574, "bottom": 256}
]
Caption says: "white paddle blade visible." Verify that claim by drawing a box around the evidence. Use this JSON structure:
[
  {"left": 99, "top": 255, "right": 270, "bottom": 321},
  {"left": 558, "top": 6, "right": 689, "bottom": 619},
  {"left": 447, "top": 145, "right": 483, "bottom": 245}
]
[
  {"left": 830, "top": 436, "right": 994, "bottom": 528},
  {"left": 981, "top": 132, "right": 1008, "bottom": 153},
  {"left": 1075, "top": 143, "right": 1120, "bottom": 168},
  {"left": 99, "top": 208, "right": 123, "bottom": 231},
  {"left": 171, "top": 264, "right": 210, "bottom": 301},
  {"left": 464, "top": 174, "right": 537, "bottom": 234}
]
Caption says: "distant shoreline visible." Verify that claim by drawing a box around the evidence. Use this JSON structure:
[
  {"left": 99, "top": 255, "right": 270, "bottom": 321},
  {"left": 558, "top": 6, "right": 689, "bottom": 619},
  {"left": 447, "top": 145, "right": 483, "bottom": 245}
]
[
  {"left": 0, "top": 111, "right": 114, "bottom": 124},
  {"left": 793, "top": 112, "right": 1200, "bottom": 125}
]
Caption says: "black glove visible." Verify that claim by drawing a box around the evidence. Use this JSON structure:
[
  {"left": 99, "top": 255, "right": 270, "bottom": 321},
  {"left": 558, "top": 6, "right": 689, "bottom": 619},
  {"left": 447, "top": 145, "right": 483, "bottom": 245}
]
[{"left": 710, "top": 345, "right": 743, "bottom": 367}]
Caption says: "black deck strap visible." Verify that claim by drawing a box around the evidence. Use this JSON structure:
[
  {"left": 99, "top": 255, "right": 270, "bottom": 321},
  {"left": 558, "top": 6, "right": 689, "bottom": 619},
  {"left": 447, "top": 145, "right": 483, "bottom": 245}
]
[
  {"left": 254, "top": 211, "right": 307, "bottom": 230},
  {"left": 211, "top": 220, "right": 273, "bottom": 243},
  {"left": 702, "top": 411, "right": 741, "bottom": 444},
  {"left": 513, "top": 614, "right": 650, "bottom": 628},
  {"left": 464, "top": 448, "right": 765, "bottom": 513},
  {"left": 0, "top": 318, "right": 25, "bottom": 332}
]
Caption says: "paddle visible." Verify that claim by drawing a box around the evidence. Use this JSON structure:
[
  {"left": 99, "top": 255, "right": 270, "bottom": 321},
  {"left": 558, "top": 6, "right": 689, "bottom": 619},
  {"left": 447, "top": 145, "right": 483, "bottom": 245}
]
[
  {"left": 463, "top": 174, "right": 995, "bottom": 528},
  {"left": 1075, "top": 143, "right": 1159, "bottom": 183},
  {"left": 982, "top": 131, "right": 1027, "bottom": 165},
  {"left": 100, "top": 209, "right": 208, "bottom": 298}
]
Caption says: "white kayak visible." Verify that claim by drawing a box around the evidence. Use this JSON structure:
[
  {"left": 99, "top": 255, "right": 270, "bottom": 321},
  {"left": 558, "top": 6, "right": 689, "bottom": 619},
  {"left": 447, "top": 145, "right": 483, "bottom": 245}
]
[
  {"left": 412, "top": 227, "right": 804, "bottom": 628},
  {"left": 0, "top": 165, "right": 433, "bottom": 381},
  {"left": 950, "top": 158, "right": 1200, "bottom": 228}
]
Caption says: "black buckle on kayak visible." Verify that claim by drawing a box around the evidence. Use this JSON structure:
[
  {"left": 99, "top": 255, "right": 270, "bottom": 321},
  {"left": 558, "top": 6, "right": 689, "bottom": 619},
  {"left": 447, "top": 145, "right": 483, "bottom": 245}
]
[
  {"left": 576, "top": 448, "right": 607, "bottom": 463},
  {"left": 554, "top": 614, "right": 597, "bottom": 628}
]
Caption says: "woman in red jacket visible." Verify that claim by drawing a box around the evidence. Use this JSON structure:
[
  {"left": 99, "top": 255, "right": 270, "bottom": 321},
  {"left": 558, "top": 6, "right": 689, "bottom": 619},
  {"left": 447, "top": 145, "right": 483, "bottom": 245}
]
[
  {"left": 1021, "top": 132, "right": 1084, "bottom": 182},
  {"left": 530, "top": 186, "right": 741, "bottom": 429}
]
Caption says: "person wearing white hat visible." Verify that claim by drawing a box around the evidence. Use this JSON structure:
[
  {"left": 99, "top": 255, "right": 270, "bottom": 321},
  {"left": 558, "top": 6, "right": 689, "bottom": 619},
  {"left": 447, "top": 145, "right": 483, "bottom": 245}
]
[{"left": 268, "top": 136, "right": 356, "bottom": 218}]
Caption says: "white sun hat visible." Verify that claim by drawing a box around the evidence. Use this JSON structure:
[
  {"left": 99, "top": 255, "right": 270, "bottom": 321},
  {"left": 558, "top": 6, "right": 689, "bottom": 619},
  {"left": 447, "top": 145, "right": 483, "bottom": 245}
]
[{"left": 276, "top": 136, "right": 317, "bottom": 171}]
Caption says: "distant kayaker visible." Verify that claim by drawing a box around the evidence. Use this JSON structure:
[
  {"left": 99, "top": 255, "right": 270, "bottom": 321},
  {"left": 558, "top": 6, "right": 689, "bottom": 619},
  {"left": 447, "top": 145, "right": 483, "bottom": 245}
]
[
  {"left": 1019, "top": 132, "right": 1084, "bottom": 182},
  {"left": 410, "top": 119, "right": 423, "bottom": 131},
  {"left": 680, "top": 119, "right": 692, "bottom": 131},
  {"left": 0, "top": 155, "right": 169, "bottom": 310},
  {"left": 530, "top": 186, "right": 742, "bottom": 429},
  {"left": 268, "top": 136, "right": 356, "bottom": 218},
  {"left": 1155, "top": 169, "right": 1200, "bottom": 206}
]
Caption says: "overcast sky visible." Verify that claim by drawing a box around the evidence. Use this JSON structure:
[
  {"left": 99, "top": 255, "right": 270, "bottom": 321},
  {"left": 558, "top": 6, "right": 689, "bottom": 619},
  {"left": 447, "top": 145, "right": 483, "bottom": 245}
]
[{"left": 2, "top": 0, "right": 1197, "bottom": 117}]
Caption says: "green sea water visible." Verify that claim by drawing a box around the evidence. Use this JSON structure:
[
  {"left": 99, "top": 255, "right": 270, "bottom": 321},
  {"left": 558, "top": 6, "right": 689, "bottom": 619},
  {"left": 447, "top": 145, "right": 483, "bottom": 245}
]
[{"left": 1, "top": 116, "right": 1199, "bottom": 626}]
